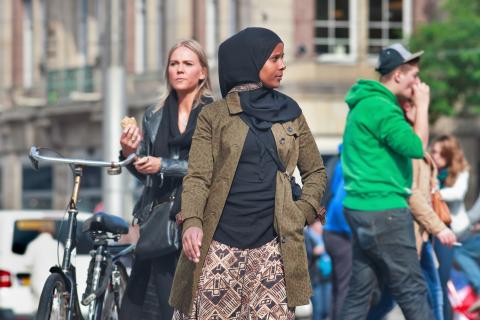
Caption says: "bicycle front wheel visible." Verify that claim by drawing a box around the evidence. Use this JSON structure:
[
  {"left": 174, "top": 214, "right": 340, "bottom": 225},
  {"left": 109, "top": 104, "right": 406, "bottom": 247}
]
[
  {"left": 98, "top": 263, "right": 128, "bottom": 320},
  {"left": 36, "top": 273, "right": 69, "bottom": 320}
]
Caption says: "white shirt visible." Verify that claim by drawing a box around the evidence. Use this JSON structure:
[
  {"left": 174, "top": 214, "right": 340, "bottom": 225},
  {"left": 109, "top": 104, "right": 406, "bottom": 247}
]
[{"left": 440, "top": 171, "right": 470, "bottom": 235}]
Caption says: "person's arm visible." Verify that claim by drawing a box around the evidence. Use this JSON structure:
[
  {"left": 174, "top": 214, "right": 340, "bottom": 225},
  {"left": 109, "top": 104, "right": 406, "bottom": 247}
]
[
  {"left": 467, "top": 195, "right": 480, "bottom": 225},
  {"left": 181, "top": 107, "right": 214, "bottom": 230},
  {"left": 377, "top": 103, "right": 424, "bottom": 159},
  {"left": 121, "top": 108, "right": 188, "bottom": 180},
  {"left": 411, "top": 82, "right": 430, "bottom": 149},
  {"left": 409, "top": 160, "right": 456, "bottom": 245},
  {"left": 409, "top": 161, "right": 447, "bottom": 235},
  {"left": 440, "top": 171, "right": 469, "bottom": 202},
  {"left": 157, "top": 158, "right": 188, "bottom": 177},
  {"left": 180, "top": 106, "right": 215, "bottom": 262},
  {"left": 119, "top": 112, "right": 150, "bottom": 183},
  {"left": 295, "top": 114, "right": 328, "bottom": 224}
]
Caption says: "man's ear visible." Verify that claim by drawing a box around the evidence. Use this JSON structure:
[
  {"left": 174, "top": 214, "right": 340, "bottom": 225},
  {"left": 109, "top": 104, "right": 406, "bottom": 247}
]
[{"left": 393, "top": 69, "right": 403, "bottom": 83}]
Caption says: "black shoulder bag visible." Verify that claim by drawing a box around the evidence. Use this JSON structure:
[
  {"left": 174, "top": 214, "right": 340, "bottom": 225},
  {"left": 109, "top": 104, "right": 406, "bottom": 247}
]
[
  {"left": 133, "top": 114, "right": 181, "bottom": 260},
  {"left": 134, "top": 186, "right": 181, "bottom": 260},
  {"left": 239, "top": 114, "right": 302, "bottom": 201}
]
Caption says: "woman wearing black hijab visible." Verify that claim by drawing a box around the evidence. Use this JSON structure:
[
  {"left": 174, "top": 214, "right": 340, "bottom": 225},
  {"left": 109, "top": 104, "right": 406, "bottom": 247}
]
[{"left": 169, "top": 28, "right": 327, "bottom": 319}]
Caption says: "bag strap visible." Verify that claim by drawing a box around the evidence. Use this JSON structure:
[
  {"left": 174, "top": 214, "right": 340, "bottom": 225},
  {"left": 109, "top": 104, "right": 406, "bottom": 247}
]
[{"left": 239, "top": 113, "right": 287, "bottom": 173}]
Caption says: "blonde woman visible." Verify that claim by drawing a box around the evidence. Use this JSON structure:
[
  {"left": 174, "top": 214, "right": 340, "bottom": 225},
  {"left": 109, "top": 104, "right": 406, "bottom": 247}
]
[{"left": 119, "top": 40, "right": 213, "bottom": 320}]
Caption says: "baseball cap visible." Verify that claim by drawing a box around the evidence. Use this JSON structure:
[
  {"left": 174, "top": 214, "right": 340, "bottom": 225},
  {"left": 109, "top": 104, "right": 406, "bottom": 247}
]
[{"left": 376, "top": 43, "right": 424, "bottom": 75}]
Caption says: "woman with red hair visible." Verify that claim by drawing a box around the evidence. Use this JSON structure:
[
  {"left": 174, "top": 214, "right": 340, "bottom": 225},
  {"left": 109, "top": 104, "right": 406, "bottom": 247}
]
[{"left": 431, "top": 134, "right": 470, "bottom": 319}]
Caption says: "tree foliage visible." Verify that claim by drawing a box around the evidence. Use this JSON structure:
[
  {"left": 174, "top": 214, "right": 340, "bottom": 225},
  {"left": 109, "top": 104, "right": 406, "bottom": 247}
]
[{"left": 409, "top": 0, "right": 480, "bottom": 120}]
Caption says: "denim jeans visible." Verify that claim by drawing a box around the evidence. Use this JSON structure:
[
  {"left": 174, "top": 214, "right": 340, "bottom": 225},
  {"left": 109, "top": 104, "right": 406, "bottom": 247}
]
[
  {"left": 433, "top": 238, "right": 454, "bottom": 320},
  {"left": 421, "top": 241, "right": 444, "bottom": 320},
  {"left": 453, "top": 234, "right": 480, "bottom": 294},
  {"left": 340, "top": 208, "right": 433, "bottom": 320},
  {"left": 312, "top": 282, "right": 332, "bottom": 320}
]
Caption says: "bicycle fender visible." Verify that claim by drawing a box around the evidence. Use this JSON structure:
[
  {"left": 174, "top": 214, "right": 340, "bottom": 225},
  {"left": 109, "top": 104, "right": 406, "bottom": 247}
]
[{"left": 48, "top": 266, "right": 74, "bottom": 291}]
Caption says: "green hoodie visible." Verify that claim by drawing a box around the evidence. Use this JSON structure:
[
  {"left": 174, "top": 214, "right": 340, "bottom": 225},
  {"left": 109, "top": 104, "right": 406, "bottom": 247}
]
[{"left": 342, "top": 79, "right": 424, "bottom": 211}]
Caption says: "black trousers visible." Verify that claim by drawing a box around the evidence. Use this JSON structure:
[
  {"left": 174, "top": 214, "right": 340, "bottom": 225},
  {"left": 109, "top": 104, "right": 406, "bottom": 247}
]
[
  {"left": 323, "top": 230, "right": 352, "bottom": 320},
  {"left": 119, "top": 251, "right": 178, "bottom": 320},
  {"left": 340, "top": 208, "right": 433, "bottom": 320}
]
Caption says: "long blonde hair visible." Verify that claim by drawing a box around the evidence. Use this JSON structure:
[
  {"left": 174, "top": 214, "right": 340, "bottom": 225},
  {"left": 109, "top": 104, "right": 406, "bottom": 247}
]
[
  {"left": 432, "top": 135, "right": 469, "bottom": 187},
  {"left": 157, "top": 39, "right": 212, "bottom": 109}
]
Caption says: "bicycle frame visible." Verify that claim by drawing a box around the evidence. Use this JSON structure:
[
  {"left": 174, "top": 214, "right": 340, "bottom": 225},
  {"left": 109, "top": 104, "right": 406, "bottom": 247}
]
[
  {"left": 62, "top": 166, "right": 83, "bottom": 319},
  {"left": 29, "top": 146, "right": 136, "bottom": 320},
  {"left": 83, "top": 242, "right": 135, "bottom": 319}
]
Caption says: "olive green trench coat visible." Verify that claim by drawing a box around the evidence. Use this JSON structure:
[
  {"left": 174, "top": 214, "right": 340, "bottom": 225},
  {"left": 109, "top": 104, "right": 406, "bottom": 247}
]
[{"left": 169, "top": 92, "right": 327, "bottom": 314}]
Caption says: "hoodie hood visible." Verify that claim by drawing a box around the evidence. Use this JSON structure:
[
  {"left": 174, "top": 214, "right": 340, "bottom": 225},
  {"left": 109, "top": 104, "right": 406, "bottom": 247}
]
[{"left": 345, "top": 79, "right": 397, "bottom": 110}]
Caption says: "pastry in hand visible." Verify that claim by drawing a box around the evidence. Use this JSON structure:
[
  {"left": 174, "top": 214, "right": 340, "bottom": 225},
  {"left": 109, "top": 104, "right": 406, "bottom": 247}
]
[{"left": 121, "top": 116, "right": 138, "bottom": 129}]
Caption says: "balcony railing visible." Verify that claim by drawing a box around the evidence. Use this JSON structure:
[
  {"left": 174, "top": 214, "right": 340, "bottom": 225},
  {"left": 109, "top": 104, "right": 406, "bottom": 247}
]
[{"left": 47, "top": 66, "right": 96, "bottom": 104}]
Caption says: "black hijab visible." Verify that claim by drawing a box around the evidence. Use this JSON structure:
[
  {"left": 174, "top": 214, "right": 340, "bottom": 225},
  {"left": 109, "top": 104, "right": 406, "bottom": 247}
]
[{"left": 218, "top": 27, "right": 301, "bottom": 129}]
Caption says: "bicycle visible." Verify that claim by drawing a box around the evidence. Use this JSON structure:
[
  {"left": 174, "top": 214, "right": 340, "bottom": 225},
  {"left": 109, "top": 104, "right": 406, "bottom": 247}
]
[{"left": 29, "top": 146, "right": 136, "bottom": 320}]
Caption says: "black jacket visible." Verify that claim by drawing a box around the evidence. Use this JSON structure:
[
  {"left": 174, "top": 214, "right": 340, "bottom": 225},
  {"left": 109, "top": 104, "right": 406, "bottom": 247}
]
[{"left": 120, "top": 105, "right": 188, "bottom": 222}]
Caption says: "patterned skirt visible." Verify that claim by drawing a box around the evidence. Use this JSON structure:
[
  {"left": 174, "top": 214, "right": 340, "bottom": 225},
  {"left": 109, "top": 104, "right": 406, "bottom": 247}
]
[{"left": 173, "top": 238, "right": 295, "bottom": 320}]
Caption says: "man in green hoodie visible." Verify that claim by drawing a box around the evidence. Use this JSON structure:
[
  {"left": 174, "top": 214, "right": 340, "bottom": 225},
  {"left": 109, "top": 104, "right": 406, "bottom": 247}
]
[{"left": 340, "top": 43, "right": 433, "bottom": 319}]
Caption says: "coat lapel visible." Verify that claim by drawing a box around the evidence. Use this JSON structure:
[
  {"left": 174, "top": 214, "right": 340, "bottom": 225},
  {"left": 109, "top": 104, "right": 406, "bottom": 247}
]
[{"left": 223, "top": 93, "right": 248, "bottom": 178}]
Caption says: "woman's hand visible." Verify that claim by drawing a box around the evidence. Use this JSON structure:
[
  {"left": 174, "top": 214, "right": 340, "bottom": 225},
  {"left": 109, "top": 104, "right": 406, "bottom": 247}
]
[
  {"left": 134, "top": 156, "right": 161, "bottom": 174},
  {"left": 182, "top": 227, "right": 203, "bottom": 263},
  {"left": 118, "top": 224, "right": 140, "bottom": 244},
  {"left": 313, "top": 245, "right": 325, "bottom": 256},
  {"left": 175, "top": 211, "right": 184, "bottom": 225},
  {"left": 120, "top": 125, "right": 142, "bottom": 157},
  {"left": 436, "top": 227, "right": 457, "bottom": 247}
]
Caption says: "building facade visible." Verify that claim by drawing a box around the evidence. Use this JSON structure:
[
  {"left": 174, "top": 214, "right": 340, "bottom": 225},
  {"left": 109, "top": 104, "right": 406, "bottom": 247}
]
[{"left": 1, "top": 0, "right": 477, "bottom": 215}]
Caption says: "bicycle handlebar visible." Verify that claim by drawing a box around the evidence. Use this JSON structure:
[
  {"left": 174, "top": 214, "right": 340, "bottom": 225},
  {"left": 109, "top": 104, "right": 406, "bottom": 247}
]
[{"left": 29, "top": 146, "right": 136, "bottom": 169}]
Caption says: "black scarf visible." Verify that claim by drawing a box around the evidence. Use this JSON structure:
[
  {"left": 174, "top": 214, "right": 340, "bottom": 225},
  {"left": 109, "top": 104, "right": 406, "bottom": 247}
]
[
  {"left": 218, "top": 27, "right": 301, "bottom": 129},
  {"left": 152, "top": 92, "right": 211, "bottom": 160},
  {"left": 150, "top": 92, "right": 212, "bottom": 218}
]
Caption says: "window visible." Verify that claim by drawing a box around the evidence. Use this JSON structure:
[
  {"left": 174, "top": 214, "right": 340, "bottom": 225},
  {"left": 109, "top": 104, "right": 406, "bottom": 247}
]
[
  {"left": 368, "top": 0, "right": 412, "bottom": 54},
  {"left": 22, "top": 166, "right": 52, "bottom": 209},
  {"left": 314, "top": 0, "right": 357, "bottom": 62}
]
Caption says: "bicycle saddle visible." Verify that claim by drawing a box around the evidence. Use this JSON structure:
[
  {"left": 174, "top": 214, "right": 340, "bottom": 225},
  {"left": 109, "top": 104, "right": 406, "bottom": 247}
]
[{"left": 82, "top": 212, "right": 129, "bottom": 235}]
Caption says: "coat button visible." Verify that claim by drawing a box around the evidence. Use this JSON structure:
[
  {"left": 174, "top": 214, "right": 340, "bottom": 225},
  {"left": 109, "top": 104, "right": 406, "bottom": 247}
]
[
  {"left": 287, "top": 127, "right": 293, "bottom": 133},
  {"left": 281, "top": 236, "right": 287, "bottom": 243},
  {"left": 280, "top": 137, "right": 285, "bottom": 144}
]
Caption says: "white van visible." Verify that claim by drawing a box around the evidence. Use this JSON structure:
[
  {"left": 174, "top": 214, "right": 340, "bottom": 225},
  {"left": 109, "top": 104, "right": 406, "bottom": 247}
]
[{"left": 0, "top": 210, "right": 93, "bottom": 318}]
